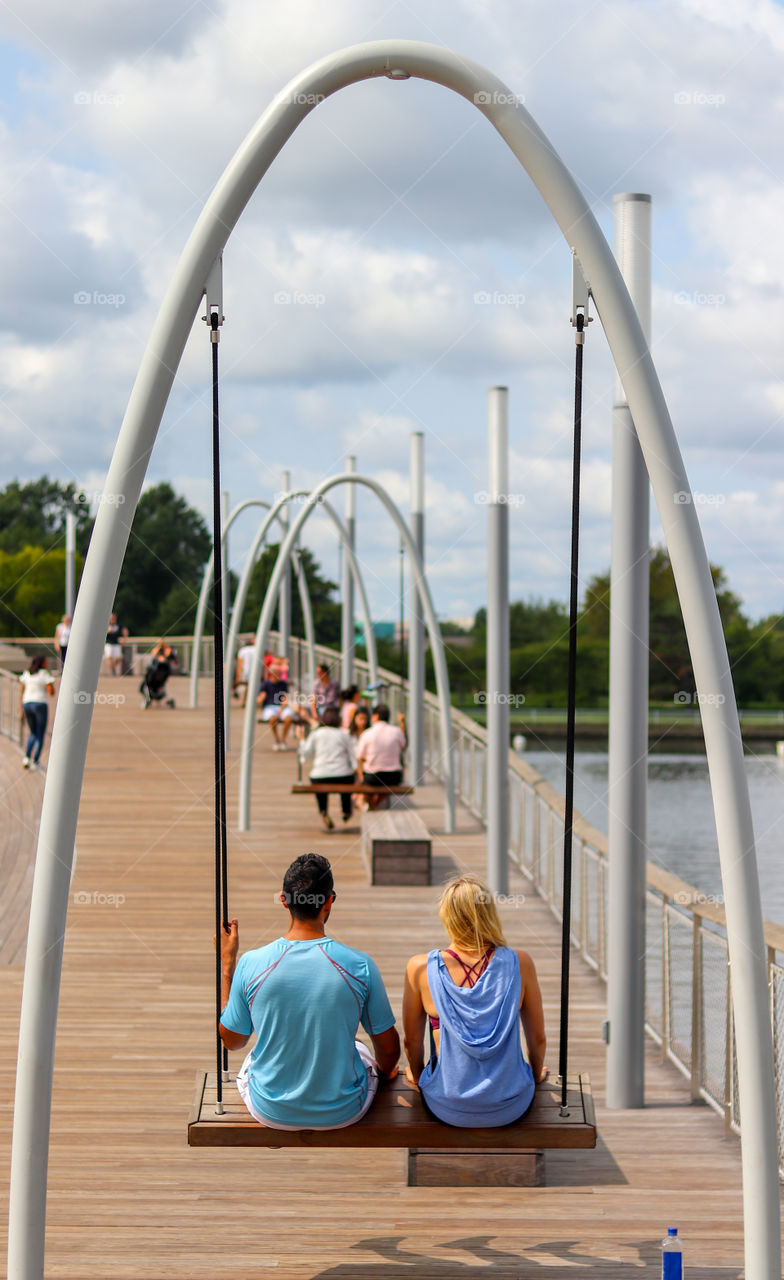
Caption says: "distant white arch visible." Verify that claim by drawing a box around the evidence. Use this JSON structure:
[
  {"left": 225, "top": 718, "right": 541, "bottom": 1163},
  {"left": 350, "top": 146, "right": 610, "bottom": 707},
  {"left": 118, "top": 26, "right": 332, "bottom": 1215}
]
[{"left": 238, "top": 474, "right": 455, "bottom": 834}]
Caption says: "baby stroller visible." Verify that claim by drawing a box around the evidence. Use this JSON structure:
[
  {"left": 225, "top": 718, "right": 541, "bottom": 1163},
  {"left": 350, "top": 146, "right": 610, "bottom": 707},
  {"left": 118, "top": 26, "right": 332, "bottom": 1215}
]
[{"left": 139, "top": 646, "right": 177, "bottom": 709}]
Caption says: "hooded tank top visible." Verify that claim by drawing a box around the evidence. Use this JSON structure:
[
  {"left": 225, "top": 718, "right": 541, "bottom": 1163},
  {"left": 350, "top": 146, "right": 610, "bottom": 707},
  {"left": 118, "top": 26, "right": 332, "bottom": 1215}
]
[{"left": 418, "top": 945, "right": 535, "bottom": 1127}]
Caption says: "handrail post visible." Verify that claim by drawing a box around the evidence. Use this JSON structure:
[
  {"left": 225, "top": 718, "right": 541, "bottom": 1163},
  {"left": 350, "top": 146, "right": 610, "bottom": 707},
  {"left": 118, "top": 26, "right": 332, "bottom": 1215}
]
[{"left": 691, "top": 913, "right": 703, "bottom": 1102}]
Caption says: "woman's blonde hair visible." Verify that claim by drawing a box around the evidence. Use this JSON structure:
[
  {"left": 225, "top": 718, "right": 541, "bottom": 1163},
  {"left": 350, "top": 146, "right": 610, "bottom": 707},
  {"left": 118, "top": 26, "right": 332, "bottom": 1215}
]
[{"left": 438, "top": 876, "right": 507, "bottom": 954}]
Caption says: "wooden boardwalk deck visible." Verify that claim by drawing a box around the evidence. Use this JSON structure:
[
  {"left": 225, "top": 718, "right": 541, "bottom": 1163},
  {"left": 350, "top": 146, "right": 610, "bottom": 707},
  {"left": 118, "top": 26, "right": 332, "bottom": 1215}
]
[{"left": 0, "top": 675, "right": 779, "bottom": 1278}]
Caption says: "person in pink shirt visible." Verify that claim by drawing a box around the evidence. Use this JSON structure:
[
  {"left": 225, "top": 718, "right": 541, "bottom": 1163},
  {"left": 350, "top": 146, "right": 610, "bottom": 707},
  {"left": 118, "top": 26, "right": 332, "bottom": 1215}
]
[{"left": 355, "top": 704, "right": 407, "bottom": 809}]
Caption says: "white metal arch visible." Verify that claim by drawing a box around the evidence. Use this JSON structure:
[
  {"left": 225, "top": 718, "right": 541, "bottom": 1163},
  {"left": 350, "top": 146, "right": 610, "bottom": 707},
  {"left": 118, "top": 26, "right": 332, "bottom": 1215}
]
[
  {"left": 221, "top": 490, "right": 380, "bottom": 725},
  {"left": 188, "top": 497, "right": 316, "bottom": 709},
  {"left": 238, "top": 474, "right": 455, "bottom": 834},
  {"left": 8, "top": 41, "right": 778, "bottom": 1280}
]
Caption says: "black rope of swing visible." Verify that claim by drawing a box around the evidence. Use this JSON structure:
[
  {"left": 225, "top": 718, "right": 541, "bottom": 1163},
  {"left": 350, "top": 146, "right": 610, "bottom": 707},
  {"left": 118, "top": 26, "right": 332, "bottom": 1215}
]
[
  {"left": 211, "top": 309, "right": 229, "bottom": 1109},
  {"left": 558, "top": 310, "right": 585, "bottom": 1112}
]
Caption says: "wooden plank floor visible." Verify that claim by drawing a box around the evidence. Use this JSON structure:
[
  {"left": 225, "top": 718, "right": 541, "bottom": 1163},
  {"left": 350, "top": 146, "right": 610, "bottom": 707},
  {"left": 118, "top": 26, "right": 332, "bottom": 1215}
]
[{"left": 0, "top": 675, "right": 780, "bottom": 1278}]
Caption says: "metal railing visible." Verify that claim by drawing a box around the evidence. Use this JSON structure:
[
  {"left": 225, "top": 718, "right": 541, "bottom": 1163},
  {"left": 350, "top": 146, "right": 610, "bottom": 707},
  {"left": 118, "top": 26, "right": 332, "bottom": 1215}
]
[
  {"left": 0, "top": 669, "right": 23, "bottom": 747},
  {"left": 287, "top": 639, "right": 784, "bottom": 1176}
]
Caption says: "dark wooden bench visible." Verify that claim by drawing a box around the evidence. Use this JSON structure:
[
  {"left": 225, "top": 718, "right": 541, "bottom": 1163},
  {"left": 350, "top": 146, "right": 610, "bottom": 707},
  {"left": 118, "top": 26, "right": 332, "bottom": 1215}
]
[
  {"left": 188, "top": 1071, "right": 596, "bottom": 1185},
  {"left": 361, "top": 809, "right": 432, "bottom": 885}
]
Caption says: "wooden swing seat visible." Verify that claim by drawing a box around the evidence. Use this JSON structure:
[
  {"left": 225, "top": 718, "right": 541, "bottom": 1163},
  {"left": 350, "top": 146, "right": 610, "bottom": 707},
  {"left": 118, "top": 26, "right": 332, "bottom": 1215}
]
[{"left": 188, "top": 1070, "right": 596, "bottom": 1150}]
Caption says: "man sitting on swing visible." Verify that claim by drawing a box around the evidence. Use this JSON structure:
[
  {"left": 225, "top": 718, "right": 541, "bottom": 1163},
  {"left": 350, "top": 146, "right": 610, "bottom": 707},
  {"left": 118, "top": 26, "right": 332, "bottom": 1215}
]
[{"left": 218, "top": 853, "right": 400, "bottom": 1129}]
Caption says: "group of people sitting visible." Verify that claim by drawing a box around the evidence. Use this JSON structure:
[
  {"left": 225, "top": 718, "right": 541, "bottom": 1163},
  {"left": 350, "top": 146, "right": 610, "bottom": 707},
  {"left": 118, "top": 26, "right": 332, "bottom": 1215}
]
[
  {"left": 233, "top": 645, "right": 405, "bottom": 829},
  {"left": 218, "top": 855, "right": 547, "bottom": 1131}
]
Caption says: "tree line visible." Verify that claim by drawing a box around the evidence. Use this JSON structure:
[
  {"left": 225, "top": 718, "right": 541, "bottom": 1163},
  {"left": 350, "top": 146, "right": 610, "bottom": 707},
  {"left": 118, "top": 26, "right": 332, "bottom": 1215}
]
[{"left": 1, "top": 477, "right": 781, "bottom": 707}]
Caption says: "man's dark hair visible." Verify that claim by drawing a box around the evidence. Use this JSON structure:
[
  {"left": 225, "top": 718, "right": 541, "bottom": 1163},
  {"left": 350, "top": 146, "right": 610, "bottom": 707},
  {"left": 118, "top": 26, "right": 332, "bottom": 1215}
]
[
  {"left": 282, "top": 853, "right": 334, "bottom": 920},
  {"left": 316, "top": 663, "right": 330, "bottom": 677},
  {"left": 372, "top": 704, "right": 390, "bottom": 721},
  {"left": 320, "top": 706, "right": 341, "bottom": 728}
]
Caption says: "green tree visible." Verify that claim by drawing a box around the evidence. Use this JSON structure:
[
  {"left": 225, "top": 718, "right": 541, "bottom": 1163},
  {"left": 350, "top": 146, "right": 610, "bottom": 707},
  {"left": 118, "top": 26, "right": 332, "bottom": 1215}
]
[
  {"left": 581, "top": 546, "right": 751, "bottom": 702},
  {"left": 114, "top": 483, "right": 211, "bottom": 633},
  {"left": 0, "top": 546, "right": 83, "bottom": 638},
  {"left": 239, "top": 544, "right": 340, "bottom": 645},
  {"left": 0, "top": 477, "right": 93, "bottom": 555}
]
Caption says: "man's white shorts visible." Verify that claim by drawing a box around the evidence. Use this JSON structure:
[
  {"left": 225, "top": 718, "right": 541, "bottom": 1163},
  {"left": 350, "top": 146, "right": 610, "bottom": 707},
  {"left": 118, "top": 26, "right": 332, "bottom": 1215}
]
[
  {"left": 260, "top": 705, "right": 293, "bottom": 722},
  {"left": 235, "top": 1040, "right": 380, "bottom": 1129}
]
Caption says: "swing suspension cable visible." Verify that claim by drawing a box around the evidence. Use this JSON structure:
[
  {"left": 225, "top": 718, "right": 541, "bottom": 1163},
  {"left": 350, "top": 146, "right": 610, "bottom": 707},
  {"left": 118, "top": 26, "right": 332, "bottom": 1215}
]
[
  {"left": 210, "top": 307, "right": 230, "bottom": 1113},
  {"left": 558, "top": 308, "right": 585, "bottom": 1114}
]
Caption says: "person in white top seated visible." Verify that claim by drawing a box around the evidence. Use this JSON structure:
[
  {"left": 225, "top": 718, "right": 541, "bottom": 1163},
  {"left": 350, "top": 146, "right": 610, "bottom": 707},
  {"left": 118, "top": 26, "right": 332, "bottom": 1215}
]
[
  {"left": 355, "top": 703, "right": 407, "bottom": 810},
  {"left": 19, "top": 655, "right": 55, "bottom": 769},
  {"left": 298, "top": 706, "right": 357, "bottom": 830}
]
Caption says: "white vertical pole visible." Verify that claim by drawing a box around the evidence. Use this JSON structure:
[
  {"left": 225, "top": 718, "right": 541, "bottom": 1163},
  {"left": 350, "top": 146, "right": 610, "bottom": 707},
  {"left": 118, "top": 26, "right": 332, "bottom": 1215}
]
[
  {"left": 408, "top": 433, "right": 425, "bottom": 783},
  {"left": 64, "top": 511, "right": 76, "bottom": 617},
  {"left": 279, "top": 471, "right": 290, "bottom": 662},
  {"left": 487, "top": 388, "right": 509, "bottom": 895},
  {"left": 607, "top": 192, "right": 651, "bottom": 1109},
  {"left": 341, "top": 456, "right": 356, "bottom": 685}
]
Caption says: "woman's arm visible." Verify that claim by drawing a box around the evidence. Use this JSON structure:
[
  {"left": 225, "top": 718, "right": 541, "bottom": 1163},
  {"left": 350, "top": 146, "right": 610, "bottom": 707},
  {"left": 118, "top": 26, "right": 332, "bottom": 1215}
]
[
  {"left": 518, "top": 949, "right": 547, "bottom": 1083},
  {"left": 402, "top": 954, "right": 428, "bottom": 1085}
]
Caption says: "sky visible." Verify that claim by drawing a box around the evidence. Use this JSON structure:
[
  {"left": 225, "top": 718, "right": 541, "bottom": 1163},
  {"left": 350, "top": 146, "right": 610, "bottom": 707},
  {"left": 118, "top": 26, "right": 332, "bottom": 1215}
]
[{"left": 1, "top": 0, "right": 783, "bottom": 629}]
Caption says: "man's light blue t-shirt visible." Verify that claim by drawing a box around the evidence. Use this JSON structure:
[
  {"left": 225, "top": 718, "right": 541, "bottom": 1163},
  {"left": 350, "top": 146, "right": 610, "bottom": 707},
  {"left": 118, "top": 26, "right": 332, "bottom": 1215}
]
[{"left": 221, "top": 935, "right": 395, "bottom": 1127}]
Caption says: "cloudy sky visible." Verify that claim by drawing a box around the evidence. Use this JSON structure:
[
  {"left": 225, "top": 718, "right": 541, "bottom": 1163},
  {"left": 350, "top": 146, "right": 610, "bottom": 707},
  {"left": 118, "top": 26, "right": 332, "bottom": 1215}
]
[{"left": 1, "top": 0, "right": 783, "bottom": 628}]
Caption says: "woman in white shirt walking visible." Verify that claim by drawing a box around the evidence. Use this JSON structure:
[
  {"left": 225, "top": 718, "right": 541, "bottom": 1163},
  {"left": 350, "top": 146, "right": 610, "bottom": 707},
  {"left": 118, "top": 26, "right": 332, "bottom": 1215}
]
[
  {"left": 299, "top": 706, "right": 357, "bottom": 830},
  {"left": 19, "top": 655, "right": 55, "bottom": 769}
]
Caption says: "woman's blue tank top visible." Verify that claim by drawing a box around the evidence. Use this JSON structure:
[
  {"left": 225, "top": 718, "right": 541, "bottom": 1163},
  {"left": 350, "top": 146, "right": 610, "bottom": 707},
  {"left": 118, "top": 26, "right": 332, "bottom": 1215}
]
[{"left": 418, "top": 945, "right": 535, "bottom": 1127}]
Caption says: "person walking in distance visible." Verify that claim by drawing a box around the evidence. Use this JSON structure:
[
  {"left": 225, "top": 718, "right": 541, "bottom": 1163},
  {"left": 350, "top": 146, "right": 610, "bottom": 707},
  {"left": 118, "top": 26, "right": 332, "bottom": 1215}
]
[
  {"left": 105, "top": 612, "right": 124, "bottom": 676},
  {"left": 19, "top": 656, "right": 55, "bottom": 770}
]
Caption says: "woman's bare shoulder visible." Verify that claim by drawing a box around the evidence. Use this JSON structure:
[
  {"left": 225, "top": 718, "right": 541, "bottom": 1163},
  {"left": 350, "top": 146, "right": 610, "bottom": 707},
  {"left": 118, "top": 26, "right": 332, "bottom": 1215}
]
[
  {"left": 515, "top": 948, "right": 539, "bottom": 975},
  {"left": 405, "top": 952, "right": 430, "bottom": 979}
]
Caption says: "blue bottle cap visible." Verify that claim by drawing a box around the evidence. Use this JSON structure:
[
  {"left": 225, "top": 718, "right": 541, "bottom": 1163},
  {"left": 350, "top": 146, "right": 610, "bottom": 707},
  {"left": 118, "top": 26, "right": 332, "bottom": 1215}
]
[{"left": 668, "top": 1228, "right": 678, "bottom": 1236}]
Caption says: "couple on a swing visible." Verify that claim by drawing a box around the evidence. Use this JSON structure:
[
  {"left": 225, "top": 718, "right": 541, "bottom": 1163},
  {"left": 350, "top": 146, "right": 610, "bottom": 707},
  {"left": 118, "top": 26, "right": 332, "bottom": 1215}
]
[{"left": 217, "top": 853, "right": 546, "bottom": 1131}]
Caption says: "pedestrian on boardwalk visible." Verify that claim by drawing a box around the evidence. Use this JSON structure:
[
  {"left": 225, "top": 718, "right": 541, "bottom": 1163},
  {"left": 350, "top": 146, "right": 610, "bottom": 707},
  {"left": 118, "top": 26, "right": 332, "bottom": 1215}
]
[
  {"left": 257, "top": 661, "right": 294, "bottom": 750},
  {"left": 104, "top": 612, "right": 124, "bottom": 676},
  {"left": 233, "top": 636, "right": 256, "bottom": 706},
  {"left": 299, "top": 706, "right": 357, "bottom": 830},
  {"left": 19, "top": 655, "right": 55, "bottom": 770},
  {"left": 355, "top": 703, "right": 407, "bottom": 809},
  {"left": 307, "top": 662, "right": 341, "bottom": 726},
  {"left": 54, "top": 614, "right": 71, "bottom": 670},
  {"left": 340, "top": 685, "right": 360, "bottom": 731},
  {"left": 402, "top": 875, "right": 547, "bottom": 1127}
]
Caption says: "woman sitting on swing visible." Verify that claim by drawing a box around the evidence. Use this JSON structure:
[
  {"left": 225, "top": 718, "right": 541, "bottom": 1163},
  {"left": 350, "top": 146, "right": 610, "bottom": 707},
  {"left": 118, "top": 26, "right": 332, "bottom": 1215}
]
[{"left": 402, "top": 875, "right": 547, "bottom": 1127}]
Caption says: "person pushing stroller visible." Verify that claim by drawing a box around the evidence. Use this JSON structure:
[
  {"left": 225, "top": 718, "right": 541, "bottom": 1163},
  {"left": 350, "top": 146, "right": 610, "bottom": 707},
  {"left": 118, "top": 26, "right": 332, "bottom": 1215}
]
[{"left": 140, "top": 640, "right": 177, "bottom": 709}]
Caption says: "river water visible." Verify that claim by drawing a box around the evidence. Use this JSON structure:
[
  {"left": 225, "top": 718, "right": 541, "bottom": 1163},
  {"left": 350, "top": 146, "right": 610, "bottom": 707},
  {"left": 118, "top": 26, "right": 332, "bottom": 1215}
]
[{"left": 520, "top": 741, "right": 784, "bottom": 927}]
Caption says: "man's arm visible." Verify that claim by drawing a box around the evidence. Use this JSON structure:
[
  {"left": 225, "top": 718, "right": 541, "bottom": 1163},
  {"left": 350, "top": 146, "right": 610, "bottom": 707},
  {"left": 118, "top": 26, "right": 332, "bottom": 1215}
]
[
  {"left": 370, "top": 1026, "right": 400, "bottom": 1080},
  {"left": 216, "top": 919, "right": 251, "bottom": 1052}
]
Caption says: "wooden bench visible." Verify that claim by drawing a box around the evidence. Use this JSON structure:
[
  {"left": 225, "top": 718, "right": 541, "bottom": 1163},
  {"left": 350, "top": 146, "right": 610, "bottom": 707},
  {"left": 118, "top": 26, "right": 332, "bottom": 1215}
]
[
  {"left": 188, "top": 1071, "right": 596, "bottom": 1185},
  {"left": 361, "top": 809, "right": 431, "bottom": 885}
]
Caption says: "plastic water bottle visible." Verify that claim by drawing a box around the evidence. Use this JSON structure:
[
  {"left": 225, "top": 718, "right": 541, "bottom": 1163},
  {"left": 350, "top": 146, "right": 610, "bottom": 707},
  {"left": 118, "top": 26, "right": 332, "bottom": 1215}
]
[{"left": 662, "top": 1227, "right": 684, "bottom": 1279}]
